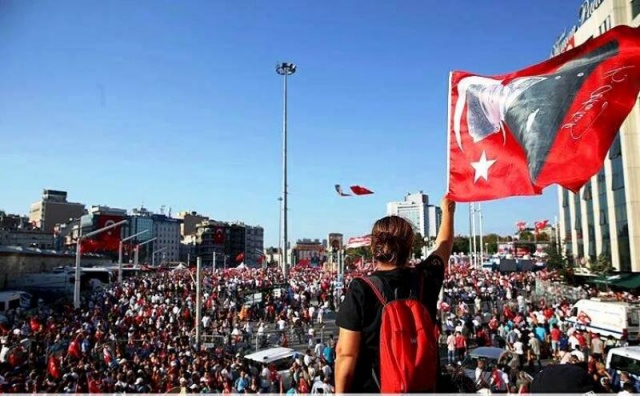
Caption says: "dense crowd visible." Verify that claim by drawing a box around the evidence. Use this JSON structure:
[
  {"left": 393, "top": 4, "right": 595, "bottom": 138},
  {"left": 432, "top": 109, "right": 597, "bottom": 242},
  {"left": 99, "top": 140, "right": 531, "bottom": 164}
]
[
  {"left": 0, "top": 262, "right": 636, "bottom": 393},
  {"left": 440, "top": 264, "right": 640, "bottom": 393},
  {"left": 0, "top": 266, "right": 338, "bottom": 393}
]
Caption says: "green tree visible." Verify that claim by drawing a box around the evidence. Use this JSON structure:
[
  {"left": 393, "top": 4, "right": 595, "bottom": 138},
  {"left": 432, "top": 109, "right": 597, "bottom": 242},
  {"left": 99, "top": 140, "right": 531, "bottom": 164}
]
[
  {"left": 590, "top": 252, "right": 613, "bottom": 275},
  {"left": 346, "top": 246, "right": 372, "bottom": 260},
  {"left": 452, "top": 236, "right": 469, "bottom": 254},
  {"left": 413, "top": 232, "right": 427, "bottom": 259},
  {"left": 545, "top": 241, "right": 565, "bottom": 271},
  {"left": 536, "top": 232, "right": 550, "bottom": 242},
  {"left": 518, "top": 231, "right": 535, "bottom": 241},
  {"left": 484, "top": 233, "right": 501, "bottom": 254}
]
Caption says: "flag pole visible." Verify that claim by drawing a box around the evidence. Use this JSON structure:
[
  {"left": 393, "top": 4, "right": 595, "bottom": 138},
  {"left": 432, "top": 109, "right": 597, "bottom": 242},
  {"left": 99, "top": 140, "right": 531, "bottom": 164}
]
[
  {"left": 445, "top": 72, "right": 453, "bottom": 195},
  {"left": 478, "top": 203, "right": 484, "bottom": 265},
  {"left": 468, "top": 204, "right": 473, "bottom": 266}
]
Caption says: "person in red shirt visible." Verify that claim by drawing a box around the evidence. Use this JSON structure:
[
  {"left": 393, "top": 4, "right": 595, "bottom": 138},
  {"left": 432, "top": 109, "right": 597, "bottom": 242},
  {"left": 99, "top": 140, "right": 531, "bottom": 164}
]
[
  {"left": 455, "top": 331, "right": 467, "bottom": 361},
  {"left": 550, "top": 324, "right": 562, "bottom": 360}
]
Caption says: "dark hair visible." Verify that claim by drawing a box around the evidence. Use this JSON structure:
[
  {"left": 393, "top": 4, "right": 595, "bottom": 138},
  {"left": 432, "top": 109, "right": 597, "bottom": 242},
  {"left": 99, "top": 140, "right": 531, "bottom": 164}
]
[{"left": 370, "top": 215, "right": 414, "bottom": 266}]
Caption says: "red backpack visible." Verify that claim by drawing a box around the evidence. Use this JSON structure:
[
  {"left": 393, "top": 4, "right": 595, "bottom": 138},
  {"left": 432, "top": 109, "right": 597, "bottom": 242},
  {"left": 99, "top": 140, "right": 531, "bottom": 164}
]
[{"left": 360, "top": 274, "right": 438, "bottom": 393}]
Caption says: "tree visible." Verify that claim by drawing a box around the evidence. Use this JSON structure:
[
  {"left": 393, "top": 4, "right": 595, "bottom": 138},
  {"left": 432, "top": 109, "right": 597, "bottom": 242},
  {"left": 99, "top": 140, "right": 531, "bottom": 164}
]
[
  {"left": 590, "top": 252, "right": 613, "bottom": 275},
  {"left": 536, "top": 232, "right": 550, "bottom": 242},
  {"left": 545, "top": 241, "right": 565, "bottom": 271},
  {"left": 411, "top": 232, "right": 427, "bottom": 259},
  {"left": 345, "top": 246, "right": 372, "bottom": 260},
  {"left": 452, "top": 236, "right": 469, "bottom": 254},
  {"left": 518, "top": 231, "right": 535, "bottom": 241},
  {"left": 484, "top": 233, "right": 501, "bottom": 254}
]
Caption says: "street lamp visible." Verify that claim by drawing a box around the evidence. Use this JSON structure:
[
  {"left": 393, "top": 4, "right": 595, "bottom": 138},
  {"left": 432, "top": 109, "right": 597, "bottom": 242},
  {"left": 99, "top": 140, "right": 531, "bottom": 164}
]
[
  {"left": 74, "top": 219, "right": 128, "bottom": 309},
  {"left": 134, "top": 237, "right": 157, "bottom": 265},
  {"left": 118, "top": 229, "right": 149, "bottom": 284},
  {"left": 152, "top": 247, "right": 167, "bottom": 267},
  {"left": 276, "top": 61, "right": 296, "bottom": 280}
]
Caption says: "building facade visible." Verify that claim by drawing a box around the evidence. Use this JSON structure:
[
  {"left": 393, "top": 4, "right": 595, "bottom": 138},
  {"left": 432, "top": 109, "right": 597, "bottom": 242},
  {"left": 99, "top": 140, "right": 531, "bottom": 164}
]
[
  {"left": 195, "top": 221, "right": 263, "bottom": 268},
  {"left": 427, "top": 205, "right": 442, "bottom": 239},
  {"left": 176, "top": 211, "right": 209, "bottom": 237},
  {"left": 0, "top": 211, "right": 29, "bottom": 230},
  {"left": 129, "top": 208, "right": 155, "bottom": 243},
  {"left": 554, "top": 0, "right": 640, "bottom": 271},
  {"left": 0, "top": 229, "right": 54, "bottom": 249},
  {"left": 29, "top": 190, "right": 85, "bottom": 233},
  {"left": 386, "top": 192, "right": 430, "bottom": 238},
  {"left": 152, "top": 214, "right": 181, "bottom": 264},
  {"left": 244, "top": 224, "right": 264, "bottom": 266}
]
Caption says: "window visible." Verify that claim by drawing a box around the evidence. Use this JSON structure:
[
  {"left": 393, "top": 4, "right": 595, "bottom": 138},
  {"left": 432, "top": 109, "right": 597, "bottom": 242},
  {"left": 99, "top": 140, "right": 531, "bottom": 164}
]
[
  {"left": 633, "top": 0, "right": 640, "bottom": 19},
  {"left": 598, "top": 16, "right": 612, "bottom": 35},
  {"left": 609, "top": 134, "right": 622, "bottom": 159}
]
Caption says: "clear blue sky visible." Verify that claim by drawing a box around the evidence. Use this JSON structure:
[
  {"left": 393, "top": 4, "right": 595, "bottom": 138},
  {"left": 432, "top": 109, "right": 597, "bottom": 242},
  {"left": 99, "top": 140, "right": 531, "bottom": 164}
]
[{"left": 0, "top": 0, "right": 583, "bottom": 246}]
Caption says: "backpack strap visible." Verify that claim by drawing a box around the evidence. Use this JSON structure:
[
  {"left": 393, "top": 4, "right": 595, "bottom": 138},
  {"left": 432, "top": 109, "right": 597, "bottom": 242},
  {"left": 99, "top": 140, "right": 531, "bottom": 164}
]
[{"left": 358, "top": 276, "right": 387, "bottom": 305}]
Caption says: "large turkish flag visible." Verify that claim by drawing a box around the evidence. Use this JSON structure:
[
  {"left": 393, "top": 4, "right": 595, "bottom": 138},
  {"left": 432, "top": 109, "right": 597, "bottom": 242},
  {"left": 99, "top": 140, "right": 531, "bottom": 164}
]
[{"left": 447, "top": 25, "right": 640, "bottom": 202}]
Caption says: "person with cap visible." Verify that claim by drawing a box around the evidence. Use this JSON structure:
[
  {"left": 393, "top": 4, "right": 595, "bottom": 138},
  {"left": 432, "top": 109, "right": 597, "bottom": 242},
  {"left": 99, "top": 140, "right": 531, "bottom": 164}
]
[{"left": 530, "top": 363, "right": 605, "bottom": 393}]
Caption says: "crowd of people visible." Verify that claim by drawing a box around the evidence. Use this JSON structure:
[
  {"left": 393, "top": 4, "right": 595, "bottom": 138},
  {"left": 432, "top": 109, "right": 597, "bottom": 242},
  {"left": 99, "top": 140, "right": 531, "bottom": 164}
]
[
  {"left": 0, "top": 255, "right": 635, "bottom": 393},
  {"left": 0, "top": 266, "right": 340, "bottom": 393},
  {"left": 439, "top": 264, "right": 640, "bottom": 394}
]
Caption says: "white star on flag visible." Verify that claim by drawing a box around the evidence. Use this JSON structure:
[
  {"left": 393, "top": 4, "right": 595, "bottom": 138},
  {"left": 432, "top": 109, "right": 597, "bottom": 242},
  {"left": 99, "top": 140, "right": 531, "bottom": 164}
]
[{"left": 471, "top": 150, "right": 497, "bottom": 183}]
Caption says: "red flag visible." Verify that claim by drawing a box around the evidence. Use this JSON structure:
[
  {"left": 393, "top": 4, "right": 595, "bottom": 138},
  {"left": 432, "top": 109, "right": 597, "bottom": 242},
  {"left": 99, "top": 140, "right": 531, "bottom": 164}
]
[
  {"left": 350, "top": 185, "right": 374, "bottom": 195},
  {"left": 236, "top": 252, "right": 244, "bottom": 262},
  {"left": 48, "top": 355, "right": 61, "bottom": 379},
  {"left": 534, "top": 219, "right": 549, "bottom": 235},
  {"left": 516, "top": 221, "right": 527, "bottom": 232},
  {"left": 29, "top": 317, "right": 41, "bottom": 333},
  {"left": 67, "top": 336, "right": 81, "bottom": 359},
  {"left": 213, "top": 228, "right": 225, "bottom": 244},
  {"left": 447, "top": 25, "right": 640, "bottom": 202}
]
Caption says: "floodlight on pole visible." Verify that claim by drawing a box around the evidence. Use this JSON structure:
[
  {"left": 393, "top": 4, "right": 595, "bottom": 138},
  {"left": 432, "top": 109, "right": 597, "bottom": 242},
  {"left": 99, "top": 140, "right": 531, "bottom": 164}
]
[
  {"left": 276, "top": 61, "right": 296, "bottom": 281},
  {"left": 74, "top": 219, "right": 128, "bottom": 309},
  {"left": 118, "top": 229, "right": 149, "bottom": 284}
]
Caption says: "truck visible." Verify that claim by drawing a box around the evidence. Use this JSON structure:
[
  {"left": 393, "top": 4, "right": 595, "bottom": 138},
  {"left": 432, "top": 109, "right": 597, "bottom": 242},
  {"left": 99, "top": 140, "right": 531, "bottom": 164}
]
[{"left": 566, "top": 298, "right": 640, "bottom": 342}]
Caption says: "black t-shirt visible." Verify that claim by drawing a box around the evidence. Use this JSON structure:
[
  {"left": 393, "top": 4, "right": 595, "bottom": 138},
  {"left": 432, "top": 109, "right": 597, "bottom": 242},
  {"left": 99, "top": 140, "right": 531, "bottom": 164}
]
[{"left": 335, "top": 254, "right": 445, "bottom": 393}]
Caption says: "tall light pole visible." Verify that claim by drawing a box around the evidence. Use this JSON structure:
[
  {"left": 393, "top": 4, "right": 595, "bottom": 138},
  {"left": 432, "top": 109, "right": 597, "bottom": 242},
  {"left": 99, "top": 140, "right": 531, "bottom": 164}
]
[
  {"left": 278, "top": 197, "right": 283, "bottom": 267},
  {"left": 276, "top": 61, "right": 296, "bottom": 280},
  {"left": 74, "top": 219, "right": 128, "bottom": 309},
  {"left": 118, "top": 229, "right": 149, "bottom": 284}
]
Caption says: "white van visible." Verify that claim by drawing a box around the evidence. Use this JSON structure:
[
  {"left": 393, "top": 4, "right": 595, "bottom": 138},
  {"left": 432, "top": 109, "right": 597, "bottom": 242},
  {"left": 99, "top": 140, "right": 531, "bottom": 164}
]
[
  {"left": 606, "top": 346, "right": 640, "bottom": 380},
  {"left": 0, "top": 292, "right": 22, "bottom": 312},
  {"left": 244, "top": 347, "right": 302, "bottom": 390},
  {"left": 566, "top": 298, "right": 640, "bottom": 341}
]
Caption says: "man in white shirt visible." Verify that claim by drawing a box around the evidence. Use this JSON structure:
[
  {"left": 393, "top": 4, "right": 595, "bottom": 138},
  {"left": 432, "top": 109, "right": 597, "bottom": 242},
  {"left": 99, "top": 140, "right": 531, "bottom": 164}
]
[{"left": 314, "top": 340, "right": 324, "bottom": 357}]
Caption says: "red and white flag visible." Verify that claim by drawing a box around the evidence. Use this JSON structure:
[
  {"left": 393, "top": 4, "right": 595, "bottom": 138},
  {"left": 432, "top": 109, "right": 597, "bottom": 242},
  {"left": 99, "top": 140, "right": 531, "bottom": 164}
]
[
  {"left": 534, "top": 219, "right": 549, "bottom": 234},
  {"left": 447, "top": 25, "right": 640, "bottom": 202},
  {"left": 516, "top": 221, "right": 527, "bottom": 231},
  {"left": 345, "top": 235, "right": 371, "bottom": 249}
]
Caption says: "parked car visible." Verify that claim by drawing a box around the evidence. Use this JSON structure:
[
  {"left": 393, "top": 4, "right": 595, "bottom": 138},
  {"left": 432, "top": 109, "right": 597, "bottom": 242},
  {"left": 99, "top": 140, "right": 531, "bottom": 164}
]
[{"left": 243, "top": 347, "right": 303, "bottom": 390}]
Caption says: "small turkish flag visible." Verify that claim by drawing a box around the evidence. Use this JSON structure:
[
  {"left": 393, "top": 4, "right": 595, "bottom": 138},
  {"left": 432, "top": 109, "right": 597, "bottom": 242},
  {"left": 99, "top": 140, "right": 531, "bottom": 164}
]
[
  {"left": 447, "top": 25, "right": 640, "bottom": 202},
  {"left": 350, "top": 185, "right": 373, "bottom": 195}
]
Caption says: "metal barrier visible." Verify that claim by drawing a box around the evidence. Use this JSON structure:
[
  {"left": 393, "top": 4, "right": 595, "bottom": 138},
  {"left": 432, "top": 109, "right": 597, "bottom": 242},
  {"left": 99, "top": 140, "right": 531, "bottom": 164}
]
[{"left": 533, "top": 279, "right": 588, "bottom": 305}]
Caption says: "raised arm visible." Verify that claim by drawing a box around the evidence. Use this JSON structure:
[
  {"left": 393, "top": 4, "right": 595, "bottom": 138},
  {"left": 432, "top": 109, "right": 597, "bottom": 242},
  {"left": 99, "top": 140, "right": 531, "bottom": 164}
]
[{"left": 431, "top": 197, "right": 456, "bottom": 263}]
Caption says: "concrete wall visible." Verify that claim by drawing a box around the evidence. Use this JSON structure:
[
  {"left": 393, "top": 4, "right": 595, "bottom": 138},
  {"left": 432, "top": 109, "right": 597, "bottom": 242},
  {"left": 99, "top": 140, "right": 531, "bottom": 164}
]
[{"left": 0, "top": 252, "right": 111, "bottom": 288}]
